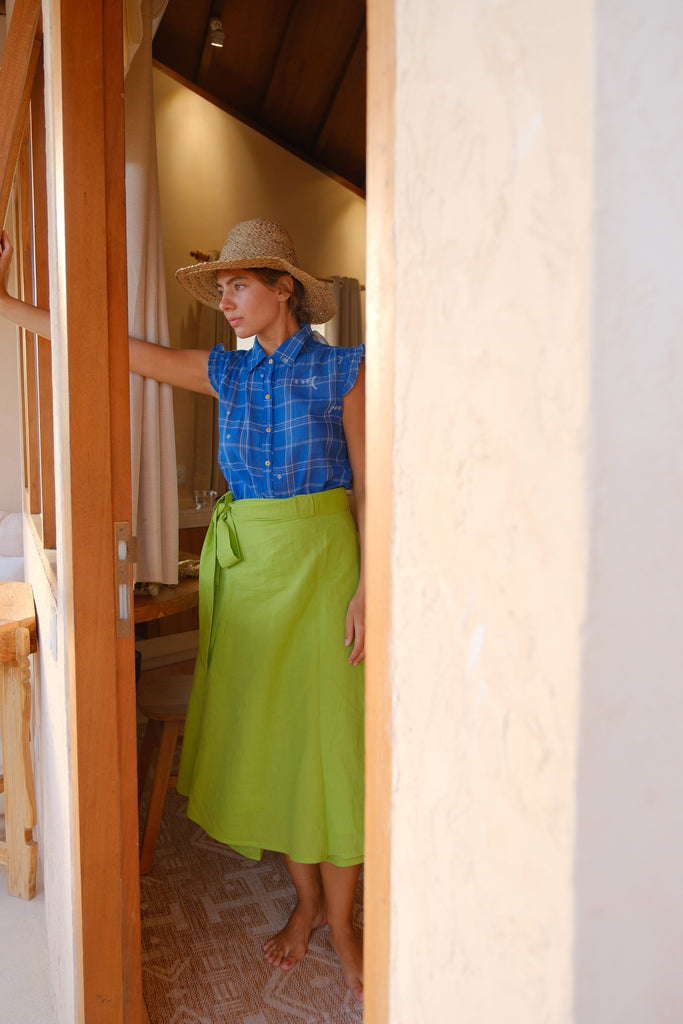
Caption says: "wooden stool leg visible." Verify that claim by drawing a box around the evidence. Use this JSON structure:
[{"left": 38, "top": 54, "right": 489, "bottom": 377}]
[
  {"left": 139, "top": 720, "right": 180, "bottom": 875},
  {"left": 137, "top": 719, "right": 160, "bottom": 800},
  {"left": 0, "top": 627, "right": 38, "bottom": 900}
]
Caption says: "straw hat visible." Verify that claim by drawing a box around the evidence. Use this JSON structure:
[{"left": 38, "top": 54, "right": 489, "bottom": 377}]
[{"left": 175, "top": 218, "right": 337, "bottom": 324}]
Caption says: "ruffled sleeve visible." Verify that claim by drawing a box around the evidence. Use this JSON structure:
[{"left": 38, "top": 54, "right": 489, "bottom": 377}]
[
  {"left": 337, "top": 344, "right": 365, "bottom": 396},
  {"left": 208, "top": 345, "right": 242, "bottom": 394}
]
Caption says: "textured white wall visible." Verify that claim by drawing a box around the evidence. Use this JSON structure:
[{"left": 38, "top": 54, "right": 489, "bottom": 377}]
[
  {"left": 389, "top": 0, "right": 588, "bottom": 1019},
  {"left": 576, "top": 3, "right": 683, "bottom": 1021},
  {"left": 385, "top": 0, "right": 683, "bottom": 1021}
]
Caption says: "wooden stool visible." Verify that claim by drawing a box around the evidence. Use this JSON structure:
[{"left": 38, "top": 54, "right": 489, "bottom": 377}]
[
  {"left": 137, "top": 660, "right": 194, "bottom": 874},
  {"left": 0, "top": 581, "right": 39, "bottom": 900}
]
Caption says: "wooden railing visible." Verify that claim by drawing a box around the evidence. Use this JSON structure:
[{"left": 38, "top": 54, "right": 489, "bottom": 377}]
[{"left": 0, "top": 0, "right": 55, "bottom": 550}]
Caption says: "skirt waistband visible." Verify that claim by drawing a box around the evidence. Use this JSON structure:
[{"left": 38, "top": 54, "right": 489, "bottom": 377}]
[
  {"left": 217, "top": 487, "right": 350, "bottom": 523},
  {"left": 207, "top": 487, "right": 350, "bottom": 571}
]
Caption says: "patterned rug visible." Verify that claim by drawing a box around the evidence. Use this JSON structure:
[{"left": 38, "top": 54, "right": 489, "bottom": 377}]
[{"left": 139, "top": 785, "right": 364, "bottom": 1024}]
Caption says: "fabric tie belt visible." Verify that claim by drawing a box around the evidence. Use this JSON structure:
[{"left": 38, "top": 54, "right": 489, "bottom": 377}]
[
  {"left": 212, "top": 493, "right": 242, "bottom": 569},
  {"left": 195, "top": 492, "right": 240, "bottom": 671},
  {"left": 195, "top": 488, "right": 350, "bottom": 672}
]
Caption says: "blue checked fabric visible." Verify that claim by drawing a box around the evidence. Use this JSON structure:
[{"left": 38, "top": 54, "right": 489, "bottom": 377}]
[{"left": 208, "top": 323, "right": 365, "bottom": 499}]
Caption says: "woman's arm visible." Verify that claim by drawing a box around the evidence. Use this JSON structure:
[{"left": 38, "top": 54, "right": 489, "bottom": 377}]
[
  {"left": 0, "top": 231, "right": 51, "bottom": 339},
  {"left": 342, "top": 360, "right": 366, "bottom": 666},
  {"left": 1, "top": 230, "right": 215, "bottom": 396},
  {"left": 128, "top": 337, "right": 214, "bottom": 394}
]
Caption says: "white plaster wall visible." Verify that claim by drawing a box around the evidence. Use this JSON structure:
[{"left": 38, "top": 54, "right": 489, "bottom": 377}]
[
  {"left": 386, "top": 0, "right": 683, "bottom": 1020},
  {"left": 152, "top": 68, "right": 366, "bottom": 504},
  {"left": 576, "top": 3, "right": 683, "bottom": 1021},
  {"left": 388, "top": 0, "right": 590, "bottom": 1019}
]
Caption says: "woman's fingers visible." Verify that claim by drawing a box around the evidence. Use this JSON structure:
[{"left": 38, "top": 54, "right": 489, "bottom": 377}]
[
  {"left": 345, "top": 603, "right": 365, "bottom": 665},
  {"left": 0, "top": 231, "right": 13, "bottom": 278}
]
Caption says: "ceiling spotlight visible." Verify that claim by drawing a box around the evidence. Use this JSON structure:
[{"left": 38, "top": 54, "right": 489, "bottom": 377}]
[{"left": 209, "top": 17, "right": 225, "bottom": 48}]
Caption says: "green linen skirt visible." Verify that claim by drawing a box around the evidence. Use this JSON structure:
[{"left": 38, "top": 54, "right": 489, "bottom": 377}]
[{"left": 177, "top": 487, "right": 364, "bottom": 867}]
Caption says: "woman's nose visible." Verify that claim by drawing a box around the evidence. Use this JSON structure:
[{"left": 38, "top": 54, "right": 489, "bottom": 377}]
[{"left": 219, "top": 292, "right": 234, "bottom": 311}]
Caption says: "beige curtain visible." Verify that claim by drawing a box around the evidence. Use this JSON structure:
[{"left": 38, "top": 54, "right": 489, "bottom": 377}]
[
  {"left": 123, "top": 0, "right": 167, "bottom": 73},
  {"left": 124, "top": 0, "right": 178, "bottom": 584},
  {"left": 323, "top": 276, "right": 364, "bottom": 347}
]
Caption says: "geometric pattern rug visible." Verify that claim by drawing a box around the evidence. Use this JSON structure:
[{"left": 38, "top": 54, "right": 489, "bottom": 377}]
[{"left": 140, "top": 786, "right": 364, "bottom": 1024}]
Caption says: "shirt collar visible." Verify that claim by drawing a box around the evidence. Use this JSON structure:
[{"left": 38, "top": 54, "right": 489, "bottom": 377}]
[{"left": 244, "top": 323, "right": 313, "bottom": 373}]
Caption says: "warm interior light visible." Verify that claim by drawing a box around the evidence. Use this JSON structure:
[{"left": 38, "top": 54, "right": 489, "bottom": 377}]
[{"left": 209, "top": 17, "right": 225, "bottom": 48}]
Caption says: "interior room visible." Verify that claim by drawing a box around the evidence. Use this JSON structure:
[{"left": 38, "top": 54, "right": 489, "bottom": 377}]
[
  {"left": 154, "top": 66, "right": 367, "bottom": 519},
  {"left": 11, "top": 2, "right": 683, "bottom": 1023},
  {"left": 132, "top": 4, "right": 367, "bottom": 1021},
  {"left": 0, "top": 2, "right": 367, "bottom": 1022}
]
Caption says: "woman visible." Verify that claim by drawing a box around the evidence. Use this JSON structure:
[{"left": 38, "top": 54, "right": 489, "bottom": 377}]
[{"left": 0, "top": 219, "right": 365, "bottom": 1001}]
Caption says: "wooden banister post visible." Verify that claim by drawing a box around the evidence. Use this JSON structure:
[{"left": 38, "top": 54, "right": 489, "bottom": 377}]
[{"left": 0, "top": 582, "right": 39, "bottom": 900}]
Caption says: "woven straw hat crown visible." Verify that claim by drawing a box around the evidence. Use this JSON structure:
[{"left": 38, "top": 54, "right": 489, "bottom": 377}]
[
  {"left": 175, "top": 218, "right": 336, "bottom": 324},
  {"left": 222, "top": 219, "right": 297, "bottom": 264}
]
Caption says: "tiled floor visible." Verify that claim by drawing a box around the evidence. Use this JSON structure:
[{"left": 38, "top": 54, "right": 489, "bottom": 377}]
[{"left": 0, "top": 867, "right": 57, "bottom": 1024}]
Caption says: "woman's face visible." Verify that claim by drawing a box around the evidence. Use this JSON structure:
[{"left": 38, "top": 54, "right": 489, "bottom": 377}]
[{"left": 215, "top": 269, "right": 288, "bottom": 338}]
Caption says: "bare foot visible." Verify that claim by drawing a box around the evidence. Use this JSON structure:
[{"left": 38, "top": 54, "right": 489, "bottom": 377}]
[
  {"left": 329, "top": 924, "right": 363, "bottom": 1001},
  {"left": 263, "top": 897, "right": 327, "bottom": 970}
]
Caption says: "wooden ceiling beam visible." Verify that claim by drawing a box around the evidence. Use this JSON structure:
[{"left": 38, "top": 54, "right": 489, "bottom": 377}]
[
  {"left": 313, "top": 26, "right": 367, "bottom": 190},
  {"left": 260, "top": 0, "right": 364, "bottom": 150},
  {"left": 310, "top": 19, "right": 366, "bottom": 153},
  {"left": 193, "top": 0, "right": 222, "bottom": 83}
]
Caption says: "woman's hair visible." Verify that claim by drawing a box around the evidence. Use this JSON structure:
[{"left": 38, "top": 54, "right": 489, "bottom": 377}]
[{"left": 250, "top": 267, "right": 306, "bottom": 323}]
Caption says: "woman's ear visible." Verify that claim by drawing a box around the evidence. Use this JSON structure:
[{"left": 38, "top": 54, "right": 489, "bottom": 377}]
[{"left": 277, "top": 273, "right": 294, "bottom": 304}]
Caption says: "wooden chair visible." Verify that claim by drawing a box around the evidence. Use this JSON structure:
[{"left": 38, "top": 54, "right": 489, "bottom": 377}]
[
  {"left": 0, "top": 581, "right": 39, "bottom": 900},
  {"left": 137, "top": 660, "right": 195, "bottom": 875}
]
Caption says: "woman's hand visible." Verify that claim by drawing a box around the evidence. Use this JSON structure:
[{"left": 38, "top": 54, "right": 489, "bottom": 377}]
[
  {"left": 342, "top": 363, "right": 366, "bottom": 667},
  {"left": 345, "top": 584, "right": 365, "bottom": 666},
  {"left": 0, "top": 230, "right": 13, "bottom": 296}
]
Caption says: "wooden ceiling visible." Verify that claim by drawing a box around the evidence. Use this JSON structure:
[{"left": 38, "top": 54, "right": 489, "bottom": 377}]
[{"left": 152, "top": 0, "right": 367, "bottom": 195}]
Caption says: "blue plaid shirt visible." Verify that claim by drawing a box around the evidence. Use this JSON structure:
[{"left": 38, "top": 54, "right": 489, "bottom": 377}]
[{"left": 208, "top": 323, "right": 365, "bottom": 500}]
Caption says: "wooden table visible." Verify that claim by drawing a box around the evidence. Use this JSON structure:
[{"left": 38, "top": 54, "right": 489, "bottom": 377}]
[{"left": 133, "top": 576, "right": 199, "bottom": 625}]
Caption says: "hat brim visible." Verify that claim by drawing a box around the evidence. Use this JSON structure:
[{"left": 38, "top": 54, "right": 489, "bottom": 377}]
[{"left": 175, "top": 256, "right": 337, "bottom": 325}]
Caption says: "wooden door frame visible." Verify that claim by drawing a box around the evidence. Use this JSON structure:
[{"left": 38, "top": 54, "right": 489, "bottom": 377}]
[
  {"left": 3, "top": 0, "right": 396, "bottom": 1019},
  {"left": 42, "top": 0, "right": 143, "bottom": 1019},
  {"left": 1, "top": 1, "right": 142, "bottom": 1017},
  {"left": 364, "top": 1, "right": 394, "bottom": 1021}
]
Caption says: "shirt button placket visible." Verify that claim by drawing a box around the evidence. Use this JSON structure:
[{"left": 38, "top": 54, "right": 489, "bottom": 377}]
[{"left": 264, "top": 358, "right": 274, "bottom": 480}]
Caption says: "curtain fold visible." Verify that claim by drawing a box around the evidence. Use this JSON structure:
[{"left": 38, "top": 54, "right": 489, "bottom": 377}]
[
  {"left": 124, "top": 0, "right": 178, "bottom": 584},
  {"left": 323, "top": 276, "right": 364, "bottom": 347}
]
